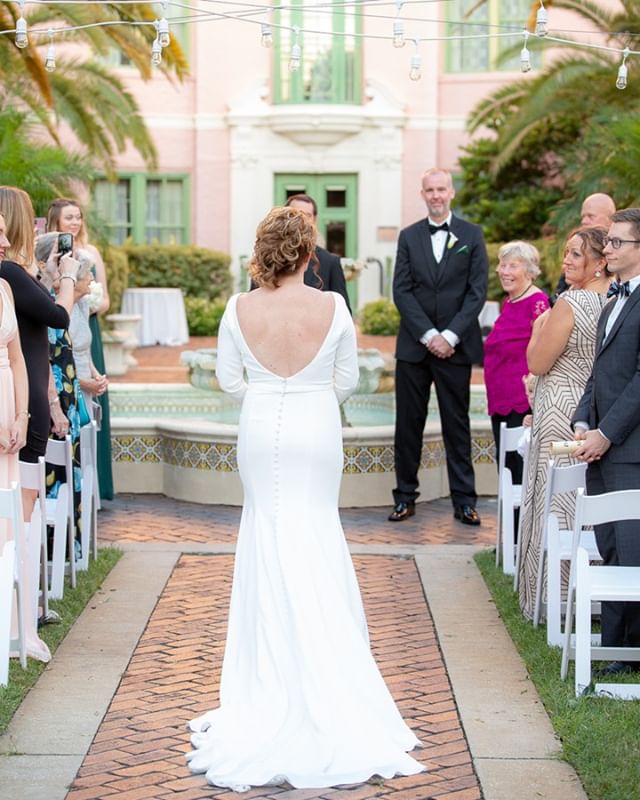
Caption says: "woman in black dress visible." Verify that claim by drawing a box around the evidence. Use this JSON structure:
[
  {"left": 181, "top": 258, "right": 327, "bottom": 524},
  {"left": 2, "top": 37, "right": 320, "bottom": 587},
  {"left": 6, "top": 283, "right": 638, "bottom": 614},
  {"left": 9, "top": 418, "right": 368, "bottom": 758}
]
[{"left": 0, "top": 186, "right": 78, "bottom": 517}]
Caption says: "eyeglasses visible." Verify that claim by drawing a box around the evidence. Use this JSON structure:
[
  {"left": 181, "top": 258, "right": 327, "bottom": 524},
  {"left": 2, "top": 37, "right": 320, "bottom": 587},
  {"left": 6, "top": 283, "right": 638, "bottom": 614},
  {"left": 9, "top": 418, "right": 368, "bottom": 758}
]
[{"left": 603, "top": 236, "right": 640, "bottom": 249}]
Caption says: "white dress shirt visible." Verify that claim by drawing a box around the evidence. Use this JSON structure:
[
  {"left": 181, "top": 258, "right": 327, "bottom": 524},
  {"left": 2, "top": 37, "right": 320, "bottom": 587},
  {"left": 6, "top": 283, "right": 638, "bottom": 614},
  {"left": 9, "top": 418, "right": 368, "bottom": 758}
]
[
  {"left": 604, "top": 274, "right": 640, "bottom": 339},
  {"left": 420, "top": 213, "right": 460, "bottom": 348}
]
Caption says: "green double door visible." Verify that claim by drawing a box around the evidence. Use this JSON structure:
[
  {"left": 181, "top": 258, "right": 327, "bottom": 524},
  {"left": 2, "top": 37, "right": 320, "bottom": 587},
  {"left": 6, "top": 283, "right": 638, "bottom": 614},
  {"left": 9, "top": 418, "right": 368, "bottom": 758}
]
[{"left": 274, "top": 174, "right": 358, "bottom": 259}]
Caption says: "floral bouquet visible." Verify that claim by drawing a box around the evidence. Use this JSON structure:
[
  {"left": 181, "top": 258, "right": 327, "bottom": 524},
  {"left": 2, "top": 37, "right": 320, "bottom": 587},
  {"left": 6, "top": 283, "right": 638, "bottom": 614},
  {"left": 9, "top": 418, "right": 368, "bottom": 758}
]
[
  {"left": 87, "top": 280, "right": 103, "bottom": 312},
  {"left": 340, "top": 258, "right": 367, "bottom": 282}
]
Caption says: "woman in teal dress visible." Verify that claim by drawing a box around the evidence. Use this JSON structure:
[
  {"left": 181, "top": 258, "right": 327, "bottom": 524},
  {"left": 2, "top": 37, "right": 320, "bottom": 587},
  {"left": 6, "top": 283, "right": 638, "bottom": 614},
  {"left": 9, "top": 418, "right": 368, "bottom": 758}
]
[{"left": 47, "top": 199, "right": 114, "bottom": 500}]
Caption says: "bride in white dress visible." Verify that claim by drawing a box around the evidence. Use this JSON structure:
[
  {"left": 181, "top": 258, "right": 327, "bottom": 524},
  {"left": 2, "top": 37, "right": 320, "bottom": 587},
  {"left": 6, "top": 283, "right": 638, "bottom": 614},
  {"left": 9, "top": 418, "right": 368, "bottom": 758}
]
[{"left": 186, "top": 207, "right": 424, "bottom": 791}]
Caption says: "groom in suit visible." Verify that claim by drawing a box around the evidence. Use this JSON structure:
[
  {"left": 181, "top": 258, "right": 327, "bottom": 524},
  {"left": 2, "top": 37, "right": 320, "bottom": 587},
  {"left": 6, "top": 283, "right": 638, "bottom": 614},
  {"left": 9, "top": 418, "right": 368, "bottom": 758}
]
[
  {"left": 285, "top": 194, "right": 352, "bottom": 314},
  {"left": 389, "top": 168, "right": 488, "bottom": 523},
  {"left": 573, "top": 207, "right": 640, "bottom": 671}
]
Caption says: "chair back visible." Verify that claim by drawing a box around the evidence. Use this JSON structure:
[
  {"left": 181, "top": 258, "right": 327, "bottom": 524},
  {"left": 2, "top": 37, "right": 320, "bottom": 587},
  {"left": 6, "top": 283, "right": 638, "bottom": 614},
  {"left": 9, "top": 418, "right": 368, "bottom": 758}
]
[
  {"left": 498, "top": 422, "right": 525, "bottom": 473},
  {"left": 541, "top": 459, "right": 587, "bottom": 529},
  {"left": 575, "top": 487, "right": 640, "bottom": 529},
  {"left": 0, "top": 482, "right": 23, "bottom": 540},
  {"left": 19, "top": 457, "right": 47, "bottom": 499}
]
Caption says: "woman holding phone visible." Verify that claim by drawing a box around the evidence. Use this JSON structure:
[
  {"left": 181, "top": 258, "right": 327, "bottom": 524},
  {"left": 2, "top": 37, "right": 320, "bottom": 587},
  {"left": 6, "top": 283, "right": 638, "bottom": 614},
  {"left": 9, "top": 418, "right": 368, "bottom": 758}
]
[{"left": 47, "top": 199, "right": 113, "bottom": 500}]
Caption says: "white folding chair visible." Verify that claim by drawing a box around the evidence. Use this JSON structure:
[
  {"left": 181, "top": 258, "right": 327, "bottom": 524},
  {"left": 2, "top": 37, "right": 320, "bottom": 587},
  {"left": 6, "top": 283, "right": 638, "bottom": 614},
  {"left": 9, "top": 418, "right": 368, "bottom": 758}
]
[
  {"left": 78, "top": 421, "right": 98, "bottom": 571},
  {"left": 92, "top": 399, "right": 102, "bottom": 511},
  {"left": 561, "top": 489, "right": 640, "bottom": 697},
  {"left": 0, "top": 482, "right": 27, "bottom": 685},
  {"left": 45, "top": 435, "right": 76, "bottom": 599},
  {"left": 530, "top": 460, "right": 594, "bottom": 646},
  {"left": 512, "top": 430, "right": 531, "bottom": 591},
  {"left": 19, "top": 458, "right": 49, "bottom": 626},
  {"left": 495, "top": 422, "right": 525, "bottom": 575}
]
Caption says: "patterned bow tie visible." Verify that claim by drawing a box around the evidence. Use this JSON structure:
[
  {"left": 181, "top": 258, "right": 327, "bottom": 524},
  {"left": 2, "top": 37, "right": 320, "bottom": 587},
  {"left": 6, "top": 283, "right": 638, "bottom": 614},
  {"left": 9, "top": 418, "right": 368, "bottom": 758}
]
[
  {"left": 607, "top": 280, "right": 631, "bottom": 299},
  {"left": 428, "top": 222, "right": 449, "bottom": 235}
]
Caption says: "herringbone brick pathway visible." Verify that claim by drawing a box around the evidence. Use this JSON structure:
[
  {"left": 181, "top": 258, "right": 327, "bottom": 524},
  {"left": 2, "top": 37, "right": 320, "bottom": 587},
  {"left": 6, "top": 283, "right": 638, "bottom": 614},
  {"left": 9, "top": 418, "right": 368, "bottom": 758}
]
[
  {"left": 98, "top": 495, "right": 495, "bottom": 547},
  {"left": 66, "top": 554, "right": 481, "bottom": 800}
]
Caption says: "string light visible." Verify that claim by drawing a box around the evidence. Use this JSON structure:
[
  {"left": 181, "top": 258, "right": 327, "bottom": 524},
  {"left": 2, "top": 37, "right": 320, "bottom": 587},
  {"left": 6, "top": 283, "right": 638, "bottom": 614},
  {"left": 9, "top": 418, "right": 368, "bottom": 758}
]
[
  {"left": 44, "top": 28, "right": 56, "bottom": 71},
  {"left": 409, "top": 39, "right": 421, "bottom": 81},
  {"left": 520, "top": 30, "right": 531, "bottom": 73},
  {"left": 151, "top": 36, "right": 162, "bottom": 66},
  {"left": 535, "top": 1, "right": 548, "bottom": 38},
  {"left": 289, "top": 25, "right": 301, "bottom": 71},
  {"left": 156, "top": 17, "right": 170, "bottom": 47},
  {"left": 15, "top": 16, "right": 28, "bottom": 48},
  {"left": 616, "top": 47, "right": 629, "bottom": 90},
  {"left": 392, "top": 0, "right": 405, "bottom": 49},
  {"left": 260, "top": 21, "right": 273, "bottom": 48}
]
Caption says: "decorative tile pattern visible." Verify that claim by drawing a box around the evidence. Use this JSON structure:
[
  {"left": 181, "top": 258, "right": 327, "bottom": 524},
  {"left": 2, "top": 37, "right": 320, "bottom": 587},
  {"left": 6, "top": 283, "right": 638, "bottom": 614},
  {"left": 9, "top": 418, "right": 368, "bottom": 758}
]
[{"left": 114, "top": 434, "right": 495, "bottom": 474}]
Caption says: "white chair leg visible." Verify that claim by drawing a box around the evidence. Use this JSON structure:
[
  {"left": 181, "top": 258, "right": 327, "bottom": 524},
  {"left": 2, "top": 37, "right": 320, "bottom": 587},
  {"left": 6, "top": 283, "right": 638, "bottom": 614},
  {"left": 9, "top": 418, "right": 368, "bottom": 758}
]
[
  {"left": 502, "top": 499, "right": 515, "bottom": 576},
  {"left": 48, "top": 486, "right": 69, "bottom": 601},
  {"left": 533, "top": 527, "right": 547, "bottom": 628},
  {"left": 0, "top": 540, "right": 15, "bottom": 686},
  {"left": 575, "top": 549, "right": 592, "bottom": 697},
  {"left": 547, "top": 531, "right": 562, "bottom": 647},
  {"left": 495, "top": 498, "right": 502, "bottom": 567},
  {"left": 561, "top": 576, "right": 576, "bottom": 681}
]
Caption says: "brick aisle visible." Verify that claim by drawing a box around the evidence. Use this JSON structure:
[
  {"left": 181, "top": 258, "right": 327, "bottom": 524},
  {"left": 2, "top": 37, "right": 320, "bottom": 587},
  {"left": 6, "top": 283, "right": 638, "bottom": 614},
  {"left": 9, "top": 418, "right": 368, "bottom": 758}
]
[
  {"left": 98, "top": 495, "right": 495, "bottom": 548},
  {"left": 66, "top": 554, "right": 481, "bottom": 800}
]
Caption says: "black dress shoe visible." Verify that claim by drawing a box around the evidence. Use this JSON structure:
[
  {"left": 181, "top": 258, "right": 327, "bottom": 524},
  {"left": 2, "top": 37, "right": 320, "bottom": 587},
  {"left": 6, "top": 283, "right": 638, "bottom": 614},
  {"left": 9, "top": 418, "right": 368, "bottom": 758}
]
[
  {"left": 454, "top": 505, "right": 481, "bottom": 526},
  {"left": 388, "top": 502, "right": 415, "bottom": 522},
  {"left": 595, "top": 660, "right": 638, "bottom": 677}
]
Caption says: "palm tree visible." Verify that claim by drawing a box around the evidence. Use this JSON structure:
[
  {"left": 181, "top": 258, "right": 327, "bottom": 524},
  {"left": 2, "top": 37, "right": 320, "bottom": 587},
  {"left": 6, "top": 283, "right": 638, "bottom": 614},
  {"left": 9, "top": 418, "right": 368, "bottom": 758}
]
[
  {"left": 466, "top": 0, "right": 640, "bottom": 224},
  {"left": 0, "top": 2, "right": 189, "bottom": 173}
]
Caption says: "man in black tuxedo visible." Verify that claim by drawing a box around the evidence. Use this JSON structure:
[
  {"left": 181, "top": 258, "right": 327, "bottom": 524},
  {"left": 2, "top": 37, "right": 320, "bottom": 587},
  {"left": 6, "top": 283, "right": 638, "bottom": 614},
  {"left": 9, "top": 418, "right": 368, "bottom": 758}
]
[
  {"left": 285, "top": 194, "right": 351, "bottom": 314},
  {"left": 573, "top": 207, "right": 640, "bottom": 672},
  {"left": 389, "top": 168, "right": 488, "bottom": 524}
]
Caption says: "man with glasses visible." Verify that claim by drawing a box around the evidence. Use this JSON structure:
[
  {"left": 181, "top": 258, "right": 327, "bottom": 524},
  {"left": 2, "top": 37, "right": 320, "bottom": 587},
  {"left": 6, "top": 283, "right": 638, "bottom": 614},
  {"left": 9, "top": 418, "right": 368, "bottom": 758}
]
[{"left": 573, "top": 207, "right": 640, "bottom": 675}]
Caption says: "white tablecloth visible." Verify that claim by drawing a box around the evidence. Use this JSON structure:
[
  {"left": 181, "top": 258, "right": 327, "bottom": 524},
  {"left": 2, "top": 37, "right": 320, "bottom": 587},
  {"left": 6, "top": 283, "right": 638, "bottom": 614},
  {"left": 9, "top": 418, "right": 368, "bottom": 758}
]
[{"left": 121, "top": 288, "right": 189, "bottom": 346}]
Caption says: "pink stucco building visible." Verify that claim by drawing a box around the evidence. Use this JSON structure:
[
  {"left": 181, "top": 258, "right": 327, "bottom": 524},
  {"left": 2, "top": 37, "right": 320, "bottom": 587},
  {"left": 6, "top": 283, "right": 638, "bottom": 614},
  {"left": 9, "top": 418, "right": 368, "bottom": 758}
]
[{"left": 95, "top": 1, "right": 581, "bottom": 305}]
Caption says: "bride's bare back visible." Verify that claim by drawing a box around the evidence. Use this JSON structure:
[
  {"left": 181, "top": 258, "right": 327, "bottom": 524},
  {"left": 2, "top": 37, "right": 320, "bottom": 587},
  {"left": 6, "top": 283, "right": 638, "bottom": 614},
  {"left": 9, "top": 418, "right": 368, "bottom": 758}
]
[{"left": 236, "top": 286, "right": 335, "bottom": 378}]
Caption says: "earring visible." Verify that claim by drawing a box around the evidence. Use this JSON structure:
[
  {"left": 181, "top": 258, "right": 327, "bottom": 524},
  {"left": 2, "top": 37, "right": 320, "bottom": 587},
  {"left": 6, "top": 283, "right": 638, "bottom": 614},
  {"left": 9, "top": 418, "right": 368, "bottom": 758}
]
[{"left": 595, "top": 270, "right": 601, "bottom": 277}]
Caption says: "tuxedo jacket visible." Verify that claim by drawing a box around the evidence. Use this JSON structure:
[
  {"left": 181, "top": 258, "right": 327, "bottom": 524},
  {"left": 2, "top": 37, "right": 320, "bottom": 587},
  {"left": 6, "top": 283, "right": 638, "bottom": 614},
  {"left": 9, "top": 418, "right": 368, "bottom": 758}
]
[
  {"left": 573, "top": 288, "right": 640, "bottom": 463},
  {"left": 306, "top": 247, "right": 352, "bottom": 314},
  {"left": 393, "top": 214, "right": 488, "bottom": 364}
]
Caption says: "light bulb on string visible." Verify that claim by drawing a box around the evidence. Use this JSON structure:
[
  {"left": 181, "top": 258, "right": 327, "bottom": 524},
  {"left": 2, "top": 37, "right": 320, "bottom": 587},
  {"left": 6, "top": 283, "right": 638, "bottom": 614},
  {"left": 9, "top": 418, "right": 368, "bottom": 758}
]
[
  {"left": 260, "top": 22, "right": 273, "bottom": 48},
  {"left": 409, "top": 40, "right": 421, "bottom": 81},
  {"left": 616, "top": 48, "right": 630, "bottom": 90},
  {"left": 151, "top": 37, "right": 162, "bottom": 67},
  {"left": 520, "top": 31, "right": 531, "bottom": 73},
  {"left": 15, "top": 16, "right": 28, "bottom": 48},
  {"left": 393, "top": 0, "right": 405, "bottom": 48},
  {"left": 44, "top": 29, "right": 55, "bottom": 72},
  {"left": 289, "top": 27, "right": 301, "bottom": 72},
  {"left": 535, "top": 2, "right": 548, "bottom": 37},
  {"left": 157, "top": 18, "right": 170, "bottom": 48}
]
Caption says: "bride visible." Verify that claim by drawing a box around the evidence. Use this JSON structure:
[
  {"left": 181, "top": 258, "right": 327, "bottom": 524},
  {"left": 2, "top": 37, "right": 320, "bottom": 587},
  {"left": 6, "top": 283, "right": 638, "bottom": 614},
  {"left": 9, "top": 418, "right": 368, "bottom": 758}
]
[{"left": 186, "top": 206, "right": 424, "bottom": 791}]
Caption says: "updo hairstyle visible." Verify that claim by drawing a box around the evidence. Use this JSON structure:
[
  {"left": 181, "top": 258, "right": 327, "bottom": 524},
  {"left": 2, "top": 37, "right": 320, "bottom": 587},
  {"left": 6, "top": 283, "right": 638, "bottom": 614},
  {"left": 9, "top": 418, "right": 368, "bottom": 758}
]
[
  {"left": 569, "top": 226, "right": 610, "bottom": 275},
  {"left": 249, "top": 206, "right": 317, "bottom": 290}
]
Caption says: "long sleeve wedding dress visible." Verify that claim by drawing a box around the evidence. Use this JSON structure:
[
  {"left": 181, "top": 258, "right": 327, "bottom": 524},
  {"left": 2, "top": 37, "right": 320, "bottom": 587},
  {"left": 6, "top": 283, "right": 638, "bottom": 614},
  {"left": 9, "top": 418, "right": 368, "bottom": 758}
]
[{"left": 186, "top": 292, "right": 424, "bottom": 790}]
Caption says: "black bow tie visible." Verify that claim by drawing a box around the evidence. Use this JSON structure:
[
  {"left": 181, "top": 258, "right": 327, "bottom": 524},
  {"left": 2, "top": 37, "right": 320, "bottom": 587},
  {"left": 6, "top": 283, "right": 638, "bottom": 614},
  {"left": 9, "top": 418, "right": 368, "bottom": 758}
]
[
  {"left": 428, "top": 222, "right": 449, "bottom": 235},
  {"left": 607, "top": 280, "right": 631, "bottom": 298}
]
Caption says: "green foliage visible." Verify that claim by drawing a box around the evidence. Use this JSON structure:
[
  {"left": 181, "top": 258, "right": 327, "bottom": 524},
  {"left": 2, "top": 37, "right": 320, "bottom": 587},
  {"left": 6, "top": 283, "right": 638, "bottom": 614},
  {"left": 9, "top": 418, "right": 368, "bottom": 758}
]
[
  {"left": 358, "top": 298, "right": 400, "bottom": 336},
  {"left": 184, "top": 296, "right": 226, "bottom": 336},
  {"left": 123, "top": 244, "right": 233, "bottom": 302},
  {"left": 475, "top": 548, "right": 640, "bottom": 800},
  {"left": 0, "top": 106, "right": 93, "bottom": 214},
  {"left": 0, "top": 547, "right": 122, "bottom": 734},
  {"left": 103, "top": 245, "right": 130, "bottom": 316}
]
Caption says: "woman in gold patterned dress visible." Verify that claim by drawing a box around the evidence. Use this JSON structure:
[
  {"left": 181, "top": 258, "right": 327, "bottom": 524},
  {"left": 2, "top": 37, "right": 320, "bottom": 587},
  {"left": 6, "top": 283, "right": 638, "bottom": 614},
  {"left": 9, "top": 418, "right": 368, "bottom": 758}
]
[{"left": 518, "top": 227, "right": 611, "bottom": 621}]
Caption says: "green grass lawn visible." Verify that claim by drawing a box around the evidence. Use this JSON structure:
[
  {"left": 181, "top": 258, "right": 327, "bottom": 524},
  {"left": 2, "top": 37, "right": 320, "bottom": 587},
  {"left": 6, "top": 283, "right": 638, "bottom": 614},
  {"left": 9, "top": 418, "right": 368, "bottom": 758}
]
[
  {"left": 0, "top": 546, "right": 122, "bottom": 734},
  {"left": 475, "top": 549, "right": 640, "bottom": 800}
]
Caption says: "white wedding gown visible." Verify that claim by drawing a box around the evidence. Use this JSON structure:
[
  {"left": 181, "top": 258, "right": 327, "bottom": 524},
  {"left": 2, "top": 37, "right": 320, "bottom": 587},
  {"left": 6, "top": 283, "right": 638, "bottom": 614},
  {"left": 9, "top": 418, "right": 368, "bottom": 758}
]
[{"left": 186, "top": 292, "right": 424, "bottom": 790}]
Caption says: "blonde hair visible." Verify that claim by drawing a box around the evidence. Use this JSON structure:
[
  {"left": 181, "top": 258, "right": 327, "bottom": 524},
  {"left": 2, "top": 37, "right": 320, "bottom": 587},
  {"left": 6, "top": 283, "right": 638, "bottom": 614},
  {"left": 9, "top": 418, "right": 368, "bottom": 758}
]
[
  {"left": 249, "top": 207, "right": 317, "bottom": 290},
  {"left": 46, "top": 198, "right": 87, "bottom": 248},
  {"left": 0, "top": 186, "right": 35, "bottom": 268}
]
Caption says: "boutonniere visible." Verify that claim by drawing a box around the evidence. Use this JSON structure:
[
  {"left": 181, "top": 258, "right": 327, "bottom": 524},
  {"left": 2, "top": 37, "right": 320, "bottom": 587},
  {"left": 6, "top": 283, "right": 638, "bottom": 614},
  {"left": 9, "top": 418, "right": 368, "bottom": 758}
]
[
  {"left": 455, "top": 244, "right": 469, "bottom": 254},
  {"left": 447, "top": 232, "right": 458, "bottom": 250}
]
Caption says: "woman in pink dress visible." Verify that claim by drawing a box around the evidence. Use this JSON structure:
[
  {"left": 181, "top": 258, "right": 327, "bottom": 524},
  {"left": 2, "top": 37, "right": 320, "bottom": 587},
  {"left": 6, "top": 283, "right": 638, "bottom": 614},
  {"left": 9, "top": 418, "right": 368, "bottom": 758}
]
[
  {"left": 0, "top": 212, "right": 50, "bottom": 663},
  {"left": 484, "top": 241, "right": 549, "bottom": 485}
]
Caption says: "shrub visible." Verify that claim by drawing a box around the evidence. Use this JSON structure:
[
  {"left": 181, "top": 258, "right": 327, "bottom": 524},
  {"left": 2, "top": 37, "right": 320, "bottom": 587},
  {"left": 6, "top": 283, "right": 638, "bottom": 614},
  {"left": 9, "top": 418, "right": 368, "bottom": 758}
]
[
  {"left": 103, "top": 245, "right": 129, "bottom": 315},
  {"left": 123, "top": 243, "right": 233, "bottom": 301},
  {"left": 358, "top": 298, "right": 400, "bottom": 336},
  {"left": 184, "top": 296, "right": 226, "bottom": 336}
]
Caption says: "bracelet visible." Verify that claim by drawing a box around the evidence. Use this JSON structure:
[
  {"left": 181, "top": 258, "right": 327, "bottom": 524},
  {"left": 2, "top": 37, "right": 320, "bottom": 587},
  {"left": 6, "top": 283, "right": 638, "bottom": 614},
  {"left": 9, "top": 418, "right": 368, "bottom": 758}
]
[
  {"left": 48, "top": 396, "right": 60, "bottom": 406},
  {"left": 60, "top": 274, "right": 77, "bottom": 284},
  {"left": 16, "top": 410, "right": 30, "bottom": 419}
]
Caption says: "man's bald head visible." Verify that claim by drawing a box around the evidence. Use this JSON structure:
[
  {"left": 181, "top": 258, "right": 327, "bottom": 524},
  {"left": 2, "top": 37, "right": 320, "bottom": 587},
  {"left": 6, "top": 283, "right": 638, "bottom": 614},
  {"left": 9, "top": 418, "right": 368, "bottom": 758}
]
[{"left": 580, "top": 193, "right": 616, "bottom": 228}]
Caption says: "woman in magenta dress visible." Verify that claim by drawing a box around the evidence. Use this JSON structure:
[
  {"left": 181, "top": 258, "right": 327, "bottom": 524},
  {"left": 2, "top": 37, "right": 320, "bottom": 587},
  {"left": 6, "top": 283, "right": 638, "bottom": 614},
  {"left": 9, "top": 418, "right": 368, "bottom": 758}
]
[{"left": 484, "top": 241, "right": 549, "bottom": 484}]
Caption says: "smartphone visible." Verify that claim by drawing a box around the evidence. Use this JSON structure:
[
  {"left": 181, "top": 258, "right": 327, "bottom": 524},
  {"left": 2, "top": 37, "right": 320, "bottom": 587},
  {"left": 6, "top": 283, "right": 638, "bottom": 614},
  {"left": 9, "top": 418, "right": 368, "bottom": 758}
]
[{"left": 58, "top": 232, "right": 73, "bottom": 257}]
